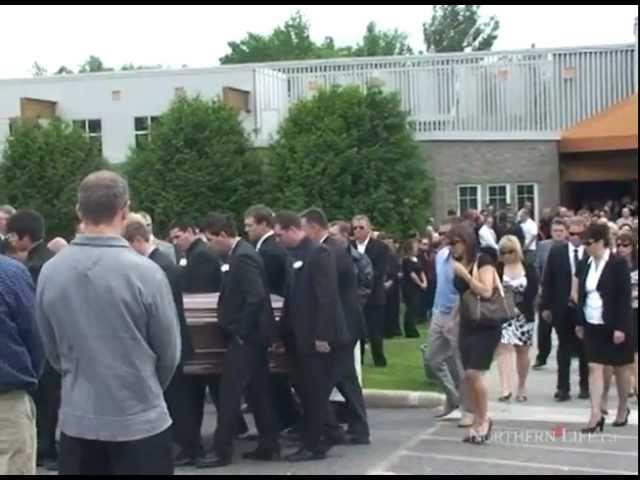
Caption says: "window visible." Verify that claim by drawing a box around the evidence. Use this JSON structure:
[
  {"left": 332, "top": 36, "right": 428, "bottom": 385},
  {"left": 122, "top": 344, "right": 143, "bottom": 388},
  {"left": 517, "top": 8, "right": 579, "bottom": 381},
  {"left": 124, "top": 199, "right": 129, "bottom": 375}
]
[
  {"left": 134, "top": 116, "right": 160, "bottom": 147},
  {"left": 73, "top": 119, "right": 102, "bottom": 153},
  {"left": 516, "top": 183, "right": 538, "bottom": 219},
  {"left": 457, "top": 185, "right": 482, "bottom": 215},
  {"left": 487, "top": 184, "right": 511, "bottom": 211},
  {"left": 112, "top": 90, "right": 121, "bottom": 102}
]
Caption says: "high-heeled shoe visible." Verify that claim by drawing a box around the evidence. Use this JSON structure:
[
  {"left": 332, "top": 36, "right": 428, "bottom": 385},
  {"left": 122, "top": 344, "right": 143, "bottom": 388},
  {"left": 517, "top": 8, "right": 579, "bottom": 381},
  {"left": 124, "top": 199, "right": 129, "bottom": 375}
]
[
  {"left": 581, "top": 416, "right": 605, "bottom": 434},
  {"left": 470, "top": 419, "right": 493, "bottom": 445},
  {"left": 612, "top": 408, "right": 631, "bottom": 427},
  {"left": 498, "top": 393, "right": 512, "bottom": 403}
]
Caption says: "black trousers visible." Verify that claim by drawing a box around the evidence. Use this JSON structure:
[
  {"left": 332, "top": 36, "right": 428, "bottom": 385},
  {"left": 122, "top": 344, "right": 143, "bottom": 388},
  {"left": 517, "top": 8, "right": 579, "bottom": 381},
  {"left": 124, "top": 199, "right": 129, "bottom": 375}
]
[
  {"left": 328, "top": 345, "right": 369, "bottom": 439},
  {"left": 536, "top": 317, "right": 553, "bottom": 365},
  {"left": 178, "top": 375, "right": 248, "bottom": 458},
  {"left": 59, "top": 428, "right": 173, "bottom": 475},
  {"left": 295, "top": 353, "right": 332, "bottom": 453},
  {"left": 364, "top": 305, "right": 387, "bottom": 366},
  {"left": 271, "top": 375, "right": 301, "bottom": 431},
  {"left": 33, "top": 363, "right": 61, "bottom": 460},
  {"left": 554, "top": 307, "right": 589, "bottom": 394},
  {"left": 384, "top": 283, "right": 402, "bottom": 338},
  {"left": 213, "top": 340, "right": 279, "bottom": 458}
]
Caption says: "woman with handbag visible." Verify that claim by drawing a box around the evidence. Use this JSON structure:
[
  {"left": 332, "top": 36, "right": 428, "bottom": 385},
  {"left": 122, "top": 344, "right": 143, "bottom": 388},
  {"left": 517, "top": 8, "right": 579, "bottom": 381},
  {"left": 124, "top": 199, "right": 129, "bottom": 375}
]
[
  {"left": 576, "top": 223, "right": 634, "bottom": 434},
  {"left": 495, "top": 235, "right": 540, "bottom": 403},
  {"left": 450, "top": 222, "right": 509, "bottom": 444}
]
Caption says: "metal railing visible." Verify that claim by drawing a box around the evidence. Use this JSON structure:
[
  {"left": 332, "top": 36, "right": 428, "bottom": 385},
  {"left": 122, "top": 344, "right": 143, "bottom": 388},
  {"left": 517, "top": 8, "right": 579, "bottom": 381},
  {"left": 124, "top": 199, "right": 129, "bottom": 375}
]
[{"left": 252, "top": 44, "right": 637, "bottom": 140}]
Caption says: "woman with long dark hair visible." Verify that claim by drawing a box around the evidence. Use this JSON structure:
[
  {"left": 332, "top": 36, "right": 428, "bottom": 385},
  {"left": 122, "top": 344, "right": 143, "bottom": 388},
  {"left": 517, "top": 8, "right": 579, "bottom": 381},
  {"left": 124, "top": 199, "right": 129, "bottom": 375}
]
[
  {"left": 576, "top": 223, "right": 634, "bottom": 433},
  {"left": 616, "top": 230, "right": 638, "bottom": 400},
  {"left": 401, "top": 238, "right": 427, "bottom": 338},
  {"left": 450, "top": 222, "right": 501, "bottom": 444}
]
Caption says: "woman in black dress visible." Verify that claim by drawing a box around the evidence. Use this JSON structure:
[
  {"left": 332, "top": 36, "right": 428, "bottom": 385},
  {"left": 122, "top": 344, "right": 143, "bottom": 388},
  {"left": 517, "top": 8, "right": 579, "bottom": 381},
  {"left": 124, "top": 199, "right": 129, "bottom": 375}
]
[
  {"left": 450, "top": 222, "right": 502, "bottom": 444},
  {"left": 576, "top": 223, "right": 634, "bottom": 433},
  {"left": 401, "top": 239, "right": 427, "bottom": 338},
  {"left": 616, "top": 230, "right": 638, "bottom": 400}
]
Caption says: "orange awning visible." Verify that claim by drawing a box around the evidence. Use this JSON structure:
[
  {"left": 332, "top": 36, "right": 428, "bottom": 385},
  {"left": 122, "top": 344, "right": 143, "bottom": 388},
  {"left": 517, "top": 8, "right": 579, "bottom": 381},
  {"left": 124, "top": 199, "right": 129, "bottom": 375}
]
[{"left": 559, "top": 93, "right": 638, "bottom": 153}]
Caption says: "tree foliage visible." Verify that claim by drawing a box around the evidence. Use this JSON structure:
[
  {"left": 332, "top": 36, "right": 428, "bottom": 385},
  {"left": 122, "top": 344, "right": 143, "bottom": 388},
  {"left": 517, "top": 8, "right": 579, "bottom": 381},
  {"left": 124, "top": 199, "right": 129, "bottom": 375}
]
[{"left": 423, "top": 5, "right": 499, "bottom": 53}]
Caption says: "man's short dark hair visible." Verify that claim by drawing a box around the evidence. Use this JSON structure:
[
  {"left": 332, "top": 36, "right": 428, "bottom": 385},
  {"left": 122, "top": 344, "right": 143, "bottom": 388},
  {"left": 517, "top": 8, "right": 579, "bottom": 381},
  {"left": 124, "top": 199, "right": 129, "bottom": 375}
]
[
  {"left": 123, "top": 220, "right": 151, "bottom": 243},
  {"left": 275, "top": 210, "right": 301, "bottom": 230},
  {"left": 6, "top": 209, "right": 45, "bottom": 242},
  {"left": 551, "top": 217, "right": 568, "bottom": 229},
  {"left": 585, "top": 223, "right": 611, "bottom": 247},
  {"left": 330, "top": 220, "right": 352, "bottom": 237},
  {"left": 201, "top": 212, "right": 237, "bottom": 237},
  {"left": 244, "top": 205, "right": 275, "bottom": 228},
  {"left": 300, "top": 207, "right": 329, "bottom": 229},
  {"left": 77, "top": 170, "right": 129, "bottom": 225},
  {"left": 169, "top": 217, "right": 198, "bottom": 233}
]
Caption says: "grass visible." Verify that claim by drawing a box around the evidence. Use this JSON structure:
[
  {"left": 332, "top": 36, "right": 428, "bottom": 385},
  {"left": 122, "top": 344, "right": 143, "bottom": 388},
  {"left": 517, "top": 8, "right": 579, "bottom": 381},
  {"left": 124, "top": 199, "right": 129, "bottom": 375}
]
[{"left": 362, "top": 324, "right": 442, "bottom": 393}]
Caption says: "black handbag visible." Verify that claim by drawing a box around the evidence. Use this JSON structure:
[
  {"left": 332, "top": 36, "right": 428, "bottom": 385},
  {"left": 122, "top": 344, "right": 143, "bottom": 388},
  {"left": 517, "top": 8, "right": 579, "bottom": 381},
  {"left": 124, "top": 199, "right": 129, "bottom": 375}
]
[{"left": 461, "top": 263, "right": 519, "bottom": 328}]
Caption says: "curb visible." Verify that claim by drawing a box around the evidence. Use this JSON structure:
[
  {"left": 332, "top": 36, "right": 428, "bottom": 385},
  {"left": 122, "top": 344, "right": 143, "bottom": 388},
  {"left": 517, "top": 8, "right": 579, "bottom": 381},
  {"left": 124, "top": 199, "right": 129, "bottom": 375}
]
[{"left": 363, "top": 389, "right": 445, "bottom": 409}]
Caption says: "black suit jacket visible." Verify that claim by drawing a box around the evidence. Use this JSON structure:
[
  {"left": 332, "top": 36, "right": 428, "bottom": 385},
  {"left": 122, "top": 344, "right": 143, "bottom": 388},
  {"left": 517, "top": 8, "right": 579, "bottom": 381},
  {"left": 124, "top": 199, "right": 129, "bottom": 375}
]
[
  {"left": 218, "top": 239, "right": 277, "bottom": 347},
  {"left": 323, "top": 236, "right": 366, "bottom": 344},
  {"left": 149, "top": 248, "right": 194, "bottom": 363},
  {"left": 352, "top": 237, "right": 390, "bottom": 307},
  {"left": 283, "top": 237, "right": 346, "bottom": 355},
  {"left": 182, "top": 238, "right": 222, "bottom": 293},
  {"left": 541, "top": 243, "right": 583, "bottom": 324},
  {"left": 25, "top": 241, "right": 55, "bottom": 285},
  {"left": 257, "top": 233, "right": 290, "bottom": 297},
  {"left": 577, "top": 254, "right": 632, "bottom": 333}
]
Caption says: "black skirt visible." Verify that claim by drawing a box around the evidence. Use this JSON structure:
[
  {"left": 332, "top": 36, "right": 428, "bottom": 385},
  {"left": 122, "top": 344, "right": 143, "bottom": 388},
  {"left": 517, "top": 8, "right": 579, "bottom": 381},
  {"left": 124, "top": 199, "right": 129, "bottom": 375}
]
[
  {"left": 459, "top": 322, "right": 502, "bottom": 371},
  {"left": 633, "top": 309, "right": 638, "bottom": 354},
  {"left": 584, "top": 323, "right": 635, "bottom": 366}
]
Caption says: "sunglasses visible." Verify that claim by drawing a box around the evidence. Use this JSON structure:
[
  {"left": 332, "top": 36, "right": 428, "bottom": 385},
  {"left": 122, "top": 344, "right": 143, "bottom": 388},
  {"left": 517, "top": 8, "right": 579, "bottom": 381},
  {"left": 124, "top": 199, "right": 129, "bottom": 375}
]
[
  {"left": 568, "top": 231, "right": 583, "bottom": 237},
  {"left": 353, "top": 225, "right": 366, "bottom": 230},
  {"left": 617, "top": 243, "right": 632, "bottom": 249}
]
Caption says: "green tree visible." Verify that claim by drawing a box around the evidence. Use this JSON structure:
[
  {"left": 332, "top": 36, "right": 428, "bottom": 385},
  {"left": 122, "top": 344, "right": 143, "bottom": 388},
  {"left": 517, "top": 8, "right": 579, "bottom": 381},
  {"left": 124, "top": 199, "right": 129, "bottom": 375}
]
[
  {"left": 126, "top": 95, "right": 266, "bottom": 235},
  {"left": 120, "top": 63, "right": 163, "bottom": 71},
  {"left": 55, "top": 65, "right": 74, "bottom": 75},
  {"left": 423, "top": 5, "right": 499, "bottom": 53},
  {"left": 352, "top": 22, "right": 413, "bottom": 57},
  {"left": 79, "top": 55, "right": 113, "bottom": 73},
  {"left": 32, "top": 62, "right": 47, "bottom": 77},
  {"left": 0, "top": 119, "right": 107, "bottom": 238},
  {"left": 268, "top": 86, "right": 431, "bottom": 237}
]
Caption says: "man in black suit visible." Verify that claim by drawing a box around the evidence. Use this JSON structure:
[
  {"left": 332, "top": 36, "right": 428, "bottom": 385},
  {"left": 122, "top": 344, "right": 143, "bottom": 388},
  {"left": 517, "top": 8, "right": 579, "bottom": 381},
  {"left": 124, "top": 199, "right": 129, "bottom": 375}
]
[
  {"left": 301, "top": 208, "right": 370, "bottom": 445},
  {"left": 124, "top": 217, "right": 195, "bottom": 462},
  {"left": 197, "top": 213, "right": 280, "bottom": 468},
  {"left": 351, "top": 215, "right": 390, "bottom": 367},
  {"left": 169, "top": 218, "right": 247, "bottom": 465},
  {"left": 541, "top": 217, "right": 589, "bottom": 402},
  {"left": 275, "top": 210, "right": 345, "bottom": 462},
  {"left": 7, "top": 209, "right": 59, "bottom": 469},
  {"left": 244, "top": 205, "right": 300, "bottom": 432}
]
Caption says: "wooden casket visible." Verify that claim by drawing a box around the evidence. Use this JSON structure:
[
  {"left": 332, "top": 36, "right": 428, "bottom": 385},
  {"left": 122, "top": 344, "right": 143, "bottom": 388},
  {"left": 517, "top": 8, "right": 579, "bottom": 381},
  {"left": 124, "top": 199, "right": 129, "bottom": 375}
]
[{"left": 182, "top": 293, "right": 291, "bottom": 376}]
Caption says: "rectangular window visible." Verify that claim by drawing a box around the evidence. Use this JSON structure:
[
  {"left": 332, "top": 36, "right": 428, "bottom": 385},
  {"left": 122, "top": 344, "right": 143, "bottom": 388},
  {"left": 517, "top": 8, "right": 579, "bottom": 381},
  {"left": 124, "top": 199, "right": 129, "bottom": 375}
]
[
  {"left": 457, "top": 185, "right": 482, "bottom": 215},
  {"left": 134, "top": 115, "right": 160, "bottom": 148},
  {"left": 73, "top": 119, "right": 102, "bottom": 154},
  {"left": 487, "top": 184, "right": 511, "bottom": 211},
  {"left": 516, "top": 183, "right": 538, "bottom": 219}
]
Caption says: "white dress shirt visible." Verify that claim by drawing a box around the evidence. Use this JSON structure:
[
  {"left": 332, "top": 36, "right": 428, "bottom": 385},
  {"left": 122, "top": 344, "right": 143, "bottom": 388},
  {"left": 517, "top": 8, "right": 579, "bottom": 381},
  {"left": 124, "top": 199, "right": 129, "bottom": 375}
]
[
  {"left": 256, "top": 231, "right": 274, "bottom": 252},
  {"left": 356, "top": 236, "right": 371, "bottom": 255},
  {"left": 478, "top": 224, "right": 498, "bottom": 251},
  {"left": 568, "top": 244, "right": 585, "bottom": 276},
  {"left": 584, "top": 249, "right": 611, "bottom": 326},
  {"left": 521, "top": 218, "right": 538, "bottom": 251}
]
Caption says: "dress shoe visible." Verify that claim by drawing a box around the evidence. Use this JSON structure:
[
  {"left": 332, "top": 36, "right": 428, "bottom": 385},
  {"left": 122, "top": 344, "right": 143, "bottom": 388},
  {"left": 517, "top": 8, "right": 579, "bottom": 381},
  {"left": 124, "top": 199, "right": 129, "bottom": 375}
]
[
  {"left": 237, "top": 431, "right": 259, "bottom": 442},
  {"left": 374, "top": 359, "right": 388, "bottom": 368},
  {"left": 196, "top": 453, "right": 232, "bottom": 469},
  {"left": 434, "top": 404, "right": 459, "bottom": 419},
  {"left": 44, "top": 459, "right": 59, "bottom": 472},
  {"left": 532, "top": 361, "right": 546, "bottom": 371},
  {"left": 578, "top": 390, "right": 590, "bottom": 400},
  {"left": 174, "top": 451, "right": 198, "bottom": 467},
  {"left": 285, "top": 448, "right": 326, "bottom": 463},
  {"left": 346, "top": 435, "right": 371, "bottom": 445},
  {"left": 555, "top": 391, "right": 571, "bottom": 402},
  {"left": 242, "top": 448, "right": 281, "bottom": 461}
]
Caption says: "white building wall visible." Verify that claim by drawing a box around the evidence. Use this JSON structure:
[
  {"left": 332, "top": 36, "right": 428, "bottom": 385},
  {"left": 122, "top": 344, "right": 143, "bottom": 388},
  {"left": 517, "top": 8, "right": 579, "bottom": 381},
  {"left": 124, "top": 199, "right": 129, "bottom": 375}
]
[{"left": 0, "top": 67, "right": 287, "bottom": 163}]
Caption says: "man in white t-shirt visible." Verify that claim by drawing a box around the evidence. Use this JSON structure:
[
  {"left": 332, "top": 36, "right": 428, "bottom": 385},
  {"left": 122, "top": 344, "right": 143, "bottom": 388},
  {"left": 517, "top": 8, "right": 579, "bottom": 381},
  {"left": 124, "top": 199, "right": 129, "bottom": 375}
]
[{"left": 520, "top": 208, "right": 538, "bottom": 265}]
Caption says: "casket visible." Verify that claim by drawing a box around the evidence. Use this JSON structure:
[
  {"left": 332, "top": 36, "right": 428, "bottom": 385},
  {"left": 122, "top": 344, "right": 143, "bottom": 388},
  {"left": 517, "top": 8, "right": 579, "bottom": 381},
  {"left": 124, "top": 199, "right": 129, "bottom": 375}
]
[{"left": 182, "top": 293, "right": 291, "bottom": 376}]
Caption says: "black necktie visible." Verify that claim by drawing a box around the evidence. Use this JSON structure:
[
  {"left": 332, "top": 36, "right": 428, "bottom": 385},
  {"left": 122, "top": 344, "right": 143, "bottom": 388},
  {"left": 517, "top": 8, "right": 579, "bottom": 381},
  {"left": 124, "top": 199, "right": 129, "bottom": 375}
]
[{"left": 573, "top": 248, "right": 580, "bottom": 273}]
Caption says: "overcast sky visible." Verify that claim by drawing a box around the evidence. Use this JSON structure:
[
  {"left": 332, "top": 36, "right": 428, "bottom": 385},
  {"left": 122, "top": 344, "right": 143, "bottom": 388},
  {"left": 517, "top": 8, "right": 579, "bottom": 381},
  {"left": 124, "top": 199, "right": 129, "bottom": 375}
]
[{"left": 1, "top": 5, "right": 637, "bottom": 79}]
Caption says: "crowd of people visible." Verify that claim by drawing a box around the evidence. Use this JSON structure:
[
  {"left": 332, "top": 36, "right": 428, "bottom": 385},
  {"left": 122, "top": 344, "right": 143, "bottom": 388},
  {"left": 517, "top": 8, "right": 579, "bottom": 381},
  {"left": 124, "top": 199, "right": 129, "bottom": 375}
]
[{"left": 0, "top": 175, "right": 638, "bottom": 474}]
